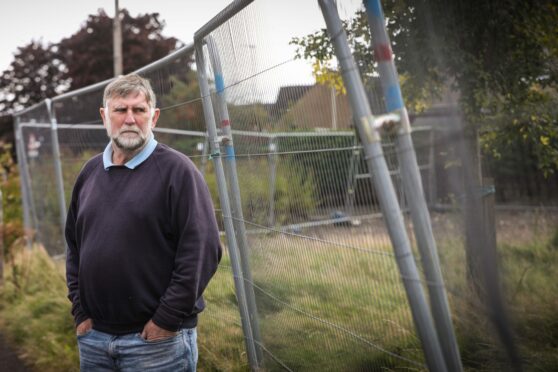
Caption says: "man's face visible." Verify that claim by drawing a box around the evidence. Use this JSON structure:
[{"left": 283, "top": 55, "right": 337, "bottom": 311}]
[{"left": 101, "top": 92, "right": 160, "bottom": 152}]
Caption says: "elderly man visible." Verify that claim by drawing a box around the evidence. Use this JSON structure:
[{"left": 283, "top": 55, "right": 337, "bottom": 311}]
[{"left": 65, "top": 73, "right": 222, "bottom": 371}]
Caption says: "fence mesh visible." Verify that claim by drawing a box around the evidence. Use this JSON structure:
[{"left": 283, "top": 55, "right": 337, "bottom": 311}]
[
  {"left": 10, "top": 0, "right": 558, "bottom": 371},
  {"left": 198, "top": 1, "right": 428, "bottom": 370}
]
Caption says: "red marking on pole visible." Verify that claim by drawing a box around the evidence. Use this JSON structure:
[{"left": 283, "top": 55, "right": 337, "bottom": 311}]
[
  {"left": 222, "top": 119, "right": 230, "bottom": 127},
  {"left": 374, "top": 43, "right": 392, "bottom": 62}
]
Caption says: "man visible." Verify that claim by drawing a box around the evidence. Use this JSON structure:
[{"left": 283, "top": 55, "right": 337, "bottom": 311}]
[{"left": 65, "top": 73, "right": 222, "bottom": 371}]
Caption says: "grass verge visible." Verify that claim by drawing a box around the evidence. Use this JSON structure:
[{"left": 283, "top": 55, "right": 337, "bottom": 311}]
[
  {"left": 0, "top": 242, "right": 77, "bottom": 372},
  {"left": 0, "top": 214, "right": 556, "bottom": 371}
]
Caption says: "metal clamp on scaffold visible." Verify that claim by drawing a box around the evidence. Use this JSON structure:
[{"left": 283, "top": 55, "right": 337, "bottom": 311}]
[
  {"left": 372, "top": 112, "right": 401, "bottom": 133},
  {"left": 216, "top": 135, "right": 231, "bottom": 146},
  {"left": 208, "top": 151, "right": 220, "bottom": 160}
]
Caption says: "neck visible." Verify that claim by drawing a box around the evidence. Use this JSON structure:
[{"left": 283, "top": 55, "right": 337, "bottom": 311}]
[{"left": 111, "top": 146, "right": 141, "bottom": 165}]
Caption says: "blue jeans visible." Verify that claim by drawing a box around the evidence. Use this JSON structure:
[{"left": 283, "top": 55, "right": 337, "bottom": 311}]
[{"left": 77, "top": 328, "right": 198, "bottom": 371}]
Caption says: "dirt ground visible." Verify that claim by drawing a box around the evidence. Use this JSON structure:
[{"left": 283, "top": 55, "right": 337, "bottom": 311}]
[{"left": 0, "top": 331, "right": 30, "bottom": 372}]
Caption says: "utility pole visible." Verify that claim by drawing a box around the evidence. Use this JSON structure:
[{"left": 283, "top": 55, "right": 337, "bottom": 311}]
[{"left": 113, "top": 0, "right": 123, "bottom": 76}]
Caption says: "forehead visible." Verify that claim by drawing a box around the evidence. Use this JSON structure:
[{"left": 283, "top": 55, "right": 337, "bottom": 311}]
[{"left": 107, "top": 92, "right": 149, "bottom": 107}]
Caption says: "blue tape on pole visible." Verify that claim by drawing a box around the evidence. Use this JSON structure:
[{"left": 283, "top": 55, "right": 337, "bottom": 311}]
[
  {"left": 365, "top": 0, "right": 383, "bottom": 18},
  {"left": 386, "top": 84, "right": 404, "bottom": 111},
  {"left": 225, "top": 145, "right": 235, "bottom": 159},
  {"left": 215, "top": 74, "right": 225, "bottom": 93}
]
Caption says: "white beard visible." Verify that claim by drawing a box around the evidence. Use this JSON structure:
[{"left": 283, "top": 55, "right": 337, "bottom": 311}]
[{"left": 106, "top": 117, "right": 152, "bottom": 152}]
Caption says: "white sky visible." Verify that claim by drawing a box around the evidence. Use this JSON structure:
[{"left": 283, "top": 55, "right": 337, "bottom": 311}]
[{"left": 0, "top": 0, "right": 362, "bottom": 100}]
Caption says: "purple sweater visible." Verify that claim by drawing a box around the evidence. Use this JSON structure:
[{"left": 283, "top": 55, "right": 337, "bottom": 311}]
[{"left": 65, "top": 143, "right": 222, "bottom": 335}]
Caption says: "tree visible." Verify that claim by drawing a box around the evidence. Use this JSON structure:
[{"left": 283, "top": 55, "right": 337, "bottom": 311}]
[
  {"left": 292, "top": 0, "right": 558, "bottom": 306},
  {"left": 290, "top": 0, "right": 558, "bottom": 175},
  {"left": 0, "top": 41, "right": 67, "bottom": 112},
  {"left": 292, "top": 5, "right": 556, "bottom": 364},
  {"left": 0, "top": 9, "right": 181, "bottom": 114},
  {"left": 58, "top": 9, "right": 181, "bottom": 90}
]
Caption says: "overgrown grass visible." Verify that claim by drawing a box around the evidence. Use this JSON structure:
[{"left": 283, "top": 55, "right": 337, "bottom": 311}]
[
  {"left": 0, "top": 242, "right": 77, "bottom": 372},
  {"left": 436, "top": 215, "right": 558, "bottom": 371},
  {"left": 198, "top": 228, "right": 428, "bottom": 371},
  {"left": 0, "top": 213, "right": 556, "bottom": 371}
]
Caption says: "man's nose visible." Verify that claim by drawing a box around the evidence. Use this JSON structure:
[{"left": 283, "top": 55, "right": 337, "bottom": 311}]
[{"left": 124, "top": 109, "right": 136, "bottom": 124}]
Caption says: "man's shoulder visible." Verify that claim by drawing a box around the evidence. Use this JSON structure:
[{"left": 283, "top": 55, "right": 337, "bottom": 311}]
[
  {"left": 152, "top": 143, "right": 197, "bottom": 171},
  {"left": 71, "top": 153, "right": 103, "bottom": 191},
  {"left": 77, "top": 153, "right": 103, "bottom": 178},
  {"left": 82, "top": 153, "right": 104, "bottom": 171}
]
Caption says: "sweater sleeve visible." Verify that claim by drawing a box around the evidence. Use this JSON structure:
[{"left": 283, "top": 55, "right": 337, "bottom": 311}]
[
  {"left": 151, "top": 162, "right": 222, "bottom": 331},
  {"left": 65, "top": 176, "right": 89, "bottom": 327}
]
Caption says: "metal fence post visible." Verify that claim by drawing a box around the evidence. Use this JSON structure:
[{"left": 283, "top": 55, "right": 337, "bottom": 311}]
[
  {"left": 363, "top": 1, "right": 463, "bottom": 370},
  {"left": 194, "top": 42, "right": 260, "bottom": 370},
  {"left": 318, "top": 1, "right": 448, "bottom": 371},
  {"left": 344, "top": 135, "right": 360, "bottom": 217},
  {"left": 205, "top": 35, "right": 264, "bottom": 362},
  {"left": 13, "top": 119, "right": 30, "bottom": 235},
  {"left": 267, "top": 136, "right": 277, "bottom": 227},
  {"left": 45, "top": 99, "right": 67, "bottom": 248},
  {"left": 428, "top": 128, "right": 437, "bottom": 206},
  {"left": 13, "top": 118, "right": 35, "bottom": 249},
  {"left": 200, "top": 134, "right": 210, "bottom": 176}
]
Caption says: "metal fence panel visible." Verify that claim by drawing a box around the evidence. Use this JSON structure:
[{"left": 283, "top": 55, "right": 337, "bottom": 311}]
[
  {"left": 11, "top": 3, "right": 432, "bottom": 371},
  {"left": 197, "top": 1, "right": 430, "bottom": 369}
]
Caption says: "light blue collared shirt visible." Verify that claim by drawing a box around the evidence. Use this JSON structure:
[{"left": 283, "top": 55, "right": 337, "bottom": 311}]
[{"left": 103, "top": 134, "right": 158, "bottom": 170}]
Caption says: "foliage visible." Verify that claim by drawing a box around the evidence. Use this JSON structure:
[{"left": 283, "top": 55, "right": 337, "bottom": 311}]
[
  {"left": 58, "top": 9, "right": 181, "bottom": 90},
  {"left": 0, "top": 9, "right": 180, "bottom": 113},
  {"left": 290, "top": 4, "right": 443, "bottom": 113},
  {"left": 158, "top": 73, "right": 205, "bottom": 131},
  {"left": 290, "top": 0, "right": 558, "bottom": 176},
  {"left": 0, "top": 142, "right": 24, "bottom": 256},
  {"left": 0, "top": 42, "right": 68, "bottom": 112},
  {"left": 0, "top": 244, "right": 78, "bottom": 372},
  {"left": 277, "top": 135, "right": 355, "bottom": 208},
  {"left": 228, "top": 103, "right": 272, "bottom": 132},
  {"left": 203, "top": 157, "right": 318, "bottom": 227},
  {"left": 435, "top": 210, "right": 558, "bottom": 371},
  {"left": 481, "top": 85, "right": 558, "bottom": 178}
]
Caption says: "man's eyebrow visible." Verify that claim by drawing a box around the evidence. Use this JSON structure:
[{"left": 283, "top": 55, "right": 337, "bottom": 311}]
[{"left": 112, "top": 104, "right": 148, "bottom": 109}]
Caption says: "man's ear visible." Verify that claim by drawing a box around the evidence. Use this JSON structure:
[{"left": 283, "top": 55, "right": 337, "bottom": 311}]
[
  {"left": 151, "top": 108, "right": 161, "bottom": 128},
  {"left": 100, "top": 107, "right": 107, "bottom": 128}
]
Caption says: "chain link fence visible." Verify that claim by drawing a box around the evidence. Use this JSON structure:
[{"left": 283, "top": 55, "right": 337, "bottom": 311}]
[{"left": 11, "top": 0, "right": 558, "bottom": 371}]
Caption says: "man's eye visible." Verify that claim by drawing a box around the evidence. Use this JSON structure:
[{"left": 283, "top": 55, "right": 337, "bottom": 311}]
[
  {"left": 133, "top": 108, "right": 147, "bottom": 113},
  {"left": 115, "top": 108, "right": 126, "bottom": 113}
]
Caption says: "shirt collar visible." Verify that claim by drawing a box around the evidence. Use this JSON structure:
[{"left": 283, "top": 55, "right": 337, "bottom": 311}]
[{"left": 103, "top": 134, "right": 158, "bottom": 170}]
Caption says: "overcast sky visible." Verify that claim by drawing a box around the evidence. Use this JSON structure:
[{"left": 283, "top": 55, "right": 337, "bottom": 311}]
[{"left": 0, "top": 0, "right": 362, "bottom": 99}]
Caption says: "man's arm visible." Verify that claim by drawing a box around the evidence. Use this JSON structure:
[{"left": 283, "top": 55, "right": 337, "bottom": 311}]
[
  {"left": 151, "top": 164, "right": 222, "bottom": 332},
  {"left": 65, "top": 183, "right": 89, "bottom": 328}
]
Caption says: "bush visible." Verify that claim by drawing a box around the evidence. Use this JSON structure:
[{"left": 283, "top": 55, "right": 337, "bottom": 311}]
[
  {"left": 1, "top": 142, "right": 24, "bottom": 258},
  {"left": 204, "top": 157, "right": 318, "bottom": 227},
  {"left": 0, "top": 244, "right": 78, "bottom": 372}
]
